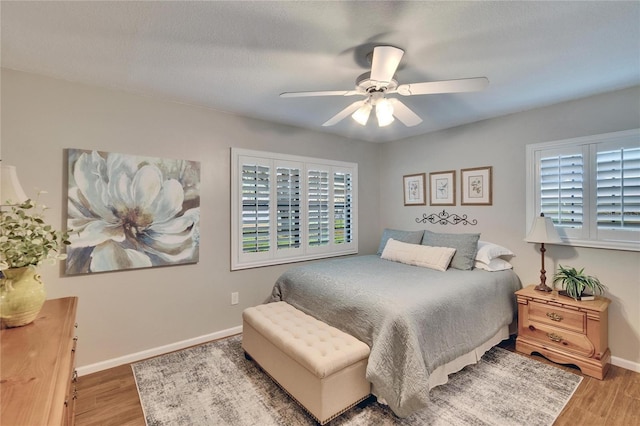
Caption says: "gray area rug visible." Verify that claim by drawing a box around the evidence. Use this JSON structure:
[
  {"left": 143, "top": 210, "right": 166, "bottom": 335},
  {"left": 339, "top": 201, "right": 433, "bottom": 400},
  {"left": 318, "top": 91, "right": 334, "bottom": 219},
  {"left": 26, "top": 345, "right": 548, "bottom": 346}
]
[{"left": 132, "top": 335, "right": 582, "bottom": 426}]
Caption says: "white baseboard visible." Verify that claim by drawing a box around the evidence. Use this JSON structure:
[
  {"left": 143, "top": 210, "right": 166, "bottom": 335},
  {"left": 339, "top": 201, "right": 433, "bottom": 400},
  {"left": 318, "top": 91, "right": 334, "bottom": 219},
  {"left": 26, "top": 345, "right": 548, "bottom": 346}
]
[
  {"left": 77, "top": 326, "right": 640, "bottom": 377},
  {"left": 76, "top": 325, "right": 243, "bottom": 377},
  {"left": 612, "top": 355, "right": 640, "bottom": 373}
]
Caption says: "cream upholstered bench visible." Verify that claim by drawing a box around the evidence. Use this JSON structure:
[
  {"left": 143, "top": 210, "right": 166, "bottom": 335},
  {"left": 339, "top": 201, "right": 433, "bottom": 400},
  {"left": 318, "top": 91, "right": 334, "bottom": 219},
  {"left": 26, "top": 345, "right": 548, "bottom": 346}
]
[{"left": 242, "top": 302, "right": 371, "bottom": 424}]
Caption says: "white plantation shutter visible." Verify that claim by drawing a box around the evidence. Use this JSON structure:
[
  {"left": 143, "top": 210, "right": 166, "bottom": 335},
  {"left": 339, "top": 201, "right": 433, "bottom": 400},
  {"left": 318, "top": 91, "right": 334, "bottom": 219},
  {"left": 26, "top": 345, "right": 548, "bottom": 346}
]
[
  {"left": 231, "top": 149, "right": 358, "bottom": 270},
  {"left": 540, "top": 153, "right": 584, "bottom": 228},
  {"left": 334, "top": 171, "right": 353, "bottom": 245},
  {"left": 276, "top": 166, "right": 301, "bottom": 250},
  {"left": 308, "top": 169, "right": 330, "bottom": 247},
  {"left": 241, "top": 163, "right": 270, "bottom": 253},
  {"left": 527, "top": 129, "right": 639, "bottom": 251},
  {"left": 596, "top": 147, "right": 640, "bottom": 231}
]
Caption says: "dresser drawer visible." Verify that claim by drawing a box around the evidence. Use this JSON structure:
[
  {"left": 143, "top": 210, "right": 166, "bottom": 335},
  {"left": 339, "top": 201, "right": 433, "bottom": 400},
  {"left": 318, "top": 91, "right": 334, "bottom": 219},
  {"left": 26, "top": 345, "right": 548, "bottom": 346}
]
[
  {"left": 528, "top": 301, "right": 585, "bottom": 333},
  {"left": 521, "top": 320, "right": 594, "bottom": 358},
  {"left": 0, "top": 297, "right": 78, "bottom": 426},
  {"left": 64, "top": 334, "right": 78, "bottom": 426}
]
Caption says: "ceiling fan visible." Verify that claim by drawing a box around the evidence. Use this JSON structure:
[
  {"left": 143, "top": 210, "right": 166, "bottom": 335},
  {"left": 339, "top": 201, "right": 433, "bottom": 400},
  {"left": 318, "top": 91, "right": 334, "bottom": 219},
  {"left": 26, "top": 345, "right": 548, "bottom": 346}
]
[{"left": 280, "top": 46, "right": 489, "bottom": 128}]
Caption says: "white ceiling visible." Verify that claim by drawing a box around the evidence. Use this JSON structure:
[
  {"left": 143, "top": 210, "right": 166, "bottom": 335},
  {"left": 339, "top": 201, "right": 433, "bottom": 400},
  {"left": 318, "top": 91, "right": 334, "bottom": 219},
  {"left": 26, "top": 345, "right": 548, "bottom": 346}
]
[{"left": 2, "top": 1, "right": 639, "bottom": 143}]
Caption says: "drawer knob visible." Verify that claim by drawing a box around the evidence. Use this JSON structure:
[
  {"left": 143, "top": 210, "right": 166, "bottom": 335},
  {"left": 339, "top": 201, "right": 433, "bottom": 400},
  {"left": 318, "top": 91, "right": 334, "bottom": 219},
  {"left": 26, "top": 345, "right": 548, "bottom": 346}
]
[
  {"left": 547, "top": 332, "right": 563, "bottom": 342},
  {"left": 546, "top": 312, "right": 563, "bottom": 322}
]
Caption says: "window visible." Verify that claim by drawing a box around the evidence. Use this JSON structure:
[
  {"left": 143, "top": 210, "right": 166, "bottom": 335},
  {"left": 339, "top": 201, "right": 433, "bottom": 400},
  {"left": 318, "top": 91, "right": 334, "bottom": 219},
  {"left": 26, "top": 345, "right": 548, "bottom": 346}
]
[
  {"left": 231, "top": 148, "right": 357, "bottom": 270},
  {"left": 526, "top": 129, "right": 639, "bottom": 251}
]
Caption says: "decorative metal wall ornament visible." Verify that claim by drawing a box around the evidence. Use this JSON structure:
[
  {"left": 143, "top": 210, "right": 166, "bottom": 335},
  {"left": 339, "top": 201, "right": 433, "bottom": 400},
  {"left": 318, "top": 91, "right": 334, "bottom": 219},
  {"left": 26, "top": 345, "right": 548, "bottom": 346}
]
[{"left": 416, "top": 210, "right": 478, "bottom": 226}]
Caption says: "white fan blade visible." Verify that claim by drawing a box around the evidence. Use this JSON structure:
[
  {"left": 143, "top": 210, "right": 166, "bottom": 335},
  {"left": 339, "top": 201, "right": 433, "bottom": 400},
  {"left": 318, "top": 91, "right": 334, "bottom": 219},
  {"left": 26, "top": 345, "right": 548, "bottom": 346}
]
[
  {"left": 370, "top": 46, "right": 404, "bottom": 86},
  {"left": 395, "top": 77, "right": 489, "bottom": 96},
  {"left": 280, "top": 90, "right": 361, "bottom": 98},
  {"left": 322, "top": 100, "right": 365, "bottom": 126},
  {"left": 389, "top": 98, "right": 423, "bottom": 127}
]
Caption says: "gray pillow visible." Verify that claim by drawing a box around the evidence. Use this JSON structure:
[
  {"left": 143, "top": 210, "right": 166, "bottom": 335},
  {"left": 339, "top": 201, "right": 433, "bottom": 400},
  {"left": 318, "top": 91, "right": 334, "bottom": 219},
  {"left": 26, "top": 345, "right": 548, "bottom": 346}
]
[
  {"left": 422, "top": 230, "right": 480, "bottom": 270},
  {"left": 376, "top": 228, "right": 424, "bottom": 255}
]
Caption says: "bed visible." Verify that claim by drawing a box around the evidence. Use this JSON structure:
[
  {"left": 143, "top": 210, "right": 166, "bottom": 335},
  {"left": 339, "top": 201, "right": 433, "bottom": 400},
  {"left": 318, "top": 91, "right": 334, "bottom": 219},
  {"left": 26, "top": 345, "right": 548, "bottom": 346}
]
[{"left": 268, "top": 252, "right": 521, "bottom": 418}]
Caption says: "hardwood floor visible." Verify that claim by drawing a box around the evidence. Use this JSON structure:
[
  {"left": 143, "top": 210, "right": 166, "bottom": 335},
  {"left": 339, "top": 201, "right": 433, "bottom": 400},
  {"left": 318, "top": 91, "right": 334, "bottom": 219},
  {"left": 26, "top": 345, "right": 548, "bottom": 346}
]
[
  {"left": 497, "top": 339, "right": 640, "bottom": 426},
  {"left": 75, "top": 363, "right": 145, "bottom": 426},
  {"left": 75, "top": 336, "right": 639, "bottom": 425}
]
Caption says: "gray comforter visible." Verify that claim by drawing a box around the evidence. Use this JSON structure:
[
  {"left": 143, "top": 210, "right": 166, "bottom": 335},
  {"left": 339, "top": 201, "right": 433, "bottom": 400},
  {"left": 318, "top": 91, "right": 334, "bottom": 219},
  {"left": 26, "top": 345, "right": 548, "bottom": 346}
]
[{"left": 269, "top": 255, "right": 521, "bottom": 417}]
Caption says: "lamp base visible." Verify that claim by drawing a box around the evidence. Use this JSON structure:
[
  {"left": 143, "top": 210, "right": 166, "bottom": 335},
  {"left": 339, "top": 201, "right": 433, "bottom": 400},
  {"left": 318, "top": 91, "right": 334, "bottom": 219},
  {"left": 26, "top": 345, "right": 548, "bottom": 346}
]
[{"left": 534, "top": 283, "right": 552, "bottom": 292}]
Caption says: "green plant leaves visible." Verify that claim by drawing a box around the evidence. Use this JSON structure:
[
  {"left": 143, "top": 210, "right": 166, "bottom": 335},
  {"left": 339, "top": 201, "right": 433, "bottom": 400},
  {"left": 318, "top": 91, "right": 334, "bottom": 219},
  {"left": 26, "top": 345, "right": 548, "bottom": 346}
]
[
  {"left": 0, "top": 198, "right": 70, "bottom": 269},
  {"left": 553, "top": 264, "right": 606, "bottom": 299}
]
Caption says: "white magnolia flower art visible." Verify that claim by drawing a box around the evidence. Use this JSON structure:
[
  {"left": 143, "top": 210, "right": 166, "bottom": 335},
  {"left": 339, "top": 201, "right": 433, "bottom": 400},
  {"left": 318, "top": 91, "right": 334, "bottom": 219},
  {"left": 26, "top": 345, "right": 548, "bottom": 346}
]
[{"left": 66, "top": 149, "right": 200, "bottom": 274}]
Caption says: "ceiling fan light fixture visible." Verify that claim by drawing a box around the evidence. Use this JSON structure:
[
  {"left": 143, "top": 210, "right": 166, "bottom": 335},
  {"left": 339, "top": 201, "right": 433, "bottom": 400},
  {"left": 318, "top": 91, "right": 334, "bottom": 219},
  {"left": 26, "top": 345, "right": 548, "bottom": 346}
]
[
  {"left": 351, "top": 102, "right": 372, "bottom": 126},
  {"left": 375, "top": 98, "right": 394, "bottom": 127},
  {"left": 377, "top": 111, "right": 394, "bottom": 127}
]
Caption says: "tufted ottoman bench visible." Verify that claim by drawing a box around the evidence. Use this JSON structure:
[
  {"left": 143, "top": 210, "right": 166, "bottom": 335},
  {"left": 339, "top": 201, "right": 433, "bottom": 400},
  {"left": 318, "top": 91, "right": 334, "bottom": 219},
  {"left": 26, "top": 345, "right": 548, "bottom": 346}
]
[{"left": 242, "top": 302, "right": 371, "bottom": 424}]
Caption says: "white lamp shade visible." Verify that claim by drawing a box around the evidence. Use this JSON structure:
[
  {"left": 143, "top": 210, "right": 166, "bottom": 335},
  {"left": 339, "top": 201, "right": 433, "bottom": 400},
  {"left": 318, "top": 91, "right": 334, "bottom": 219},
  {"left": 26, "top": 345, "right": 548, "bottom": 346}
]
[
  {"left": 1, "top": 165, "right": 28, "bottom": 205},
  {"left": 525, "top": 214, "right": 562, "bottom": 244},
  {"left": 351, "top": 102, "right": 372, "bottom": 126},
  {"left": 375, "top": 98, "right": 395, "bottom": 127}
]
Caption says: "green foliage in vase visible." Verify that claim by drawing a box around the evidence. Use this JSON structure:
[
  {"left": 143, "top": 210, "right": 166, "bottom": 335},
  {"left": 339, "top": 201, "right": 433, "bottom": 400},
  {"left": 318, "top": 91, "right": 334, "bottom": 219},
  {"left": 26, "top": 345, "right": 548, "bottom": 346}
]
[
  {"left": 0, "top": 195, "right": 70, "bottom": 270},
  {"left": 553, "top": 264, "right": 606, "bottom": 300}
]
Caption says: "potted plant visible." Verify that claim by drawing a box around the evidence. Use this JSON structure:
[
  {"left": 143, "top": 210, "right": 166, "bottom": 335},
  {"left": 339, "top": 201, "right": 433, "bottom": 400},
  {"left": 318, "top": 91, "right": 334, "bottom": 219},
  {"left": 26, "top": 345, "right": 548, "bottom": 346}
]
[
  {"left": 0, "top": 195, "right": 70, "bottom": 327},
  {"left": 553, "top": 264, "right": 606, "bottom": 301}
]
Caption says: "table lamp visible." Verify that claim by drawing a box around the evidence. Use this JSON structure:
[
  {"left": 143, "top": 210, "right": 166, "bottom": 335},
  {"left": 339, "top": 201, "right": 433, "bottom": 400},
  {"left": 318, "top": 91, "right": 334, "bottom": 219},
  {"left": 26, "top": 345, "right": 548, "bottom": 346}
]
[{"left": 525, "top": 213, "right": 562, "bottom": 292}]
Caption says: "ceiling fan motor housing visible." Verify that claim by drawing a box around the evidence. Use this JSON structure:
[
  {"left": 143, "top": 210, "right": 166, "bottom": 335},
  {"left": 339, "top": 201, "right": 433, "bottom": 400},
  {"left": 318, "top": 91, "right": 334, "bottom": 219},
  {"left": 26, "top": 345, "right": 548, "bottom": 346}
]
[{"left": 356, "top": 72, "right": 398, "bottom": 93}]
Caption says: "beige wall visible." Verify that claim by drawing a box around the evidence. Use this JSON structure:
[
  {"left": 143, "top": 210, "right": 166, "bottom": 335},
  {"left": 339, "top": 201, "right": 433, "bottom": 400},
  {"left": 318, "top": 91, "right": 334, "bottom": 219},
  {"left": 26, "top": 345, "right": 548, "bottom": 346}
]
[
  {"left": 2, "top": 68, "right": 638, "bottom": 372},
  {"left": 1, "top": 69, "right": 381, "bottom": 369},
  {"left": 379, "top": 86, "right": 640, "bottom": 368}
]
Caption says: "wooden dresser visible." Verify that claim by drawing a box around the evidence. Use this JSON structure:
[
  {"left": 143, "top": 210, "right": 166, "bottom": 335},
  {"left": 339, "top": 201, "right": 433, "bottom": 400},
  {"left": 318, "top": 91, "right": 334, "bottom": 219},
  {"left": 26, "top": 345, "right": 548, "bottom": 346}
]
[
  {"left": 515, "top": 285, "right": 610, "bottom": 379},
  {"left": 1, "top": 297, "right": 79, "bottom": 426}
]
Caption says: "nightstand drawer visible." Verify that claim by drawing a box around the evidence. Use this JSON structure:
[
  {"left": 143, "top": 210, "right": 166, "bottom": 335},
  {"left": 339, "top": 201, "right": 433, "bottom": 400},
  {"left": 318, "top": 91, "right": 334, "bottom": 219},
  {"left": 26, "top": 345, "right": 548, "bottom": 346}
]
[
  {"left": 521, "top": 321, "right": 594, "bottom": 358},
  {"left": 528, "top": 301, "right": 585, "bottom": 333}
]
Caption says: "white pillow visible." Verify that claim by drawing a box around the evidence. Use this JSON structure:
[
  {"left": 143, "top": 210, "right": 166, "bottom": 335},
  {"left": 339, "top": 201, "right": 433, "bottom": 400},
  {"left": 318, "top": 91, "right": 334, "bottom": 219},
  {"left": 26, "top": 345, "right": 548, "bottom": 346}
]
[
  {"left": 474, "top": 258, "right": 513, "bottom": 272},
  {"left": 475, "top": 240, "right": 515, "bottom": 264},
  {"left": 381, "top": 238, "right": 456, "bottom": 272}
]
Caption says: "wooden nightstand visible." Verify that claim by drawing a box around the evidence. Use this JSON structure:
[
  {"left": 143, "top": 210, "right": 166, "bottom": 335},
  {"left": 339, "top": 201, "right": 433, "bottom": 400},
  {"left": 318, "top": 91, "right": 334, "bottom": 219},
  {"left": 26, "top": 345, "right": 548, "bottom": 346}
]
[{"left": 515, "top": 285, "right": 610, "bottom": 379}]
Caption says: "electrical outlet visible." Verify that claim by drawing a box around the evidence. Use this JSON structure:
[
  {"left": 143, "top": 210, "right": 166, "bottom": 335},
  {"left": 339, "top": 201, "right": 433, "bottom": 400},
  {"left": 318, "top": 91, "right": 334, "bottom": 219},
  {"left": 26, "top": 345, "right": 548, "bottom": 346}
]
[{"left": 231, "top": 292, "right": 239, "bottom": 305}]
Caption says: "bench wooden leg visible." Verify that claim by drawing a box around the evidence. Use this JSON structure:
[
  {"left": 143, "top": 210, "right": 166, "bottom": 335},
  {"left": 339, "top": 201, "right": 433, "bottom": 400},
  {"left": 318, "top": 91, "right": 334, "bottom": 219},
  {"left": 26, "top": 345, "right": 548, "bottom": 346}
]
[{"left": 244, "top": 350, "right": 253, "bottom": 361}]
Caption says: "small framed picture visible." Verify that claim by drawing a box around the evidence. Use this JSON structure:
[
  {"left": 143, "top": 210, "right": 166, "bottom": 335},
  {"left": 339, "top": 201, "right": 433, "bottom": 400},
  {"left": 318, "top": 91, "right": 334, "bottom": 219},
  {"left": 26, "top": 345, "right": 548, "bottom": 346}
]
[
  {"left": 429, "top": 170, "right": 456, "bottom": 206},
  {"left": 403, "top": 173, "right": 426, "bottom": 206},
  {"left": 461, "top": 166, "right": 492, "bottom": 205}
]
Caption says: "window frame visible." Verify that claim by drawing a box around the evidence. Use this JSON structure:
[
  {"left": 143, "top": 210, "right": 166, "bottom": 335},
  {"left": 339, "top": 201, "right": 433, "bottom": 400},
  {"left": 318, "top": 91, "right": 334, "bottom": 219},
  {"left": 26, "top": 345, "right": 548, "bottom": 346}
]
[
  {"left": 526, "top": 128, "right": 639, "bottom": 252},
  {"left": 231, "top": 148, "right": 358, "bottom": 270}
]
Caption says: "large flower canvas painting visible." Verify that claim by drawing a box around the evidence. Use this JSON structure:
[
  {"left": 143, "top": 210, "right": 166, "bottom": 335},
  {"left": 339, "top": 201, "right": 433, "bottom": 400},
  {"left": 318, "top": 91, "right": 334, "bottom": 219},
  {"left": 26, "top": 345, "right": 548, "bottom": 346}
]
[{"left": 65, "top": 149, "right": 200, "bottom": 274}]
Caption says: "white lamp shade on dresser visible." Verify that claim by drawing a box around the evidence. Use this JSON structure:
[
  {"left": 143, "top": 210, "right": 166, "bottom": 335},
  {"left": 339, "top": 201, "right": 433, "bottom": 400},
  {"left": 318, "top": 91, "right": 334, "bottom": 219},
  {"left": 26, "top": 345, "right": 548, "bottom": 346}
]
[{"left": 1, "top": 165, "right": 28, "bottom": 205}]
